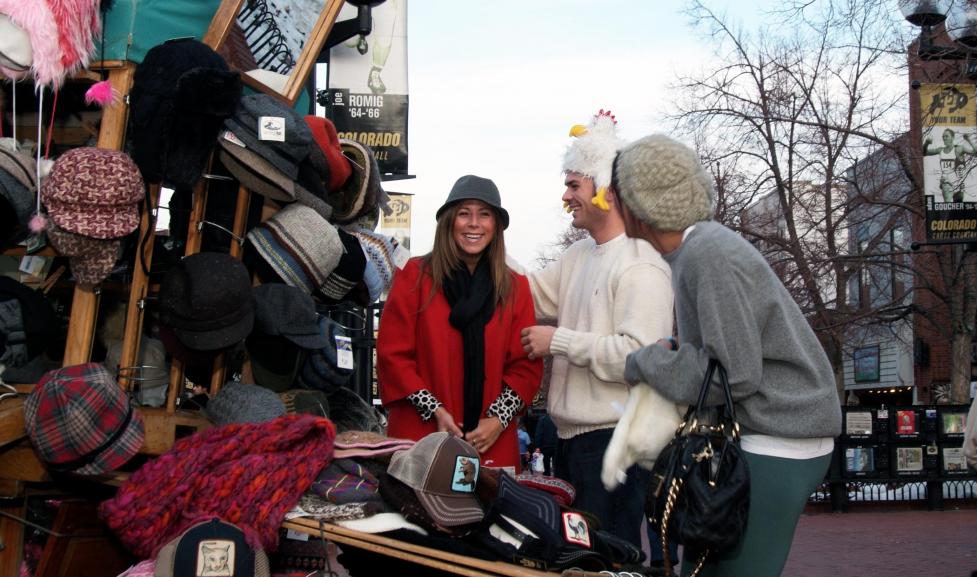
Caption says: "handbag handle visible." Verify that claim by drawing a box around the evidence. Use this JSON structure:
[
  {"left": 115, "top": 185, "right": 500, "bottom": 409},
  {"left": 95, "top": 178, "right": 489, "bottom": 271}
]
[{"left": 689, "top": 358, "right": 740, "bottom": 440}]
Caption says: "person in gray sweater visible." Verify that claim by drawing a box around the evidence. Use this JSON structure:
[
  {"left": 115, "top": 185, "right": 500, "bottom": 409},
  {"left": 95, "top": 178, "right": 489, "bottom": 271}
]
[{"left": 611, "top": 134, "right": 842, "bottom": 577}]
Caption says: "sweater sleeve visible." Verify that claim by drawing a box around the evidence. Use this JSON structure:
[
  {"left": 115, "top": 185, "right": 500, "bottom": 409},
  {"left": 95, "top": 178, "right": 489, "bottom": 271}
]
[
  {"left": 527, "top": 255, "right": 563, "bottom": 321},
  {"left": 625, "top": 248, "right": 765, "bottom": 406},
  {"left": 376, "top": 259, "right": 428, "bottom": 404},
  {"left": 501, "top": 273, "right": 544, "bottom": 405},
  {"left": 550, "top": 261, "right": 674, "bottom": 383}
]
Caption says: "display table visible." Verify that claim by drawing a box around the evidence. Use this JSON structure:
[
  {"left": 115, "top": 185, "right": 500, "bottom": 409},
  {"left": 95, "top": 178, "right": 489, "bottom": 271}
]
[{"left": 281, "top": 518, "right": 554, "bottom": 577}]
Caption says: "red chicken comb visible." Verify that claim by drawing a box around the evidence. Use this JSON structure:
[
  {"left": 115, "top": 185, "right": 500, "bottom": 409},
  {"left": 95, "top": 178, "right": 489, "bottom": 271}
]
[{"left": 595, "top": 109, "right": 617, "bottom": 124}]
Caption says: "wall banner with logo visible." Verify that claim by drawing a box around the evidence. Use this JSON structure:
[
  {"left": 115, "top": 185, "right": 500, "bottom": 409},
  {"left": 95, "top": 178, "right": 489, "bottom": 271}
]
[
  {"left": 326, "top": 0, "right": 408, "bottom": 175},
  {"left": 380, "top": 192, "right": 412, "bottom": 251},
  {"left": 921, "top": 83, "right": 977, "bottom": 242}
]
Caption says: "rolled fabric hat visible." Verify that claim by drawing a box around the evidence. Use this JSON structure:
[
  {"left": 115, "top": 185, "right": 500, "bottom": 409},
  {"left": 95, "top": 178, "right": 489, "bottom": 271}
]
[
  {"left": 23, "top": 362, "right": 145, "bottom": 475},
  {"left": 40, "top": 147, "right": 145, "bottom": 239},
  {"left": 246, "top": 203, "right": 343, "bottom": 294}
]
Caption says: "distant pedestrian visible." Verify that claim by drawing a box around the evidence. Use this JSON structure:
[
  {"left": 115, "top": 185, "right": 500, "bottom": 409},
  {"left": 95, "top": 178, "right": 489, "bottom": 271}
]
[{"left": 533, "top": 413, "right": 558, "bottom": 476}]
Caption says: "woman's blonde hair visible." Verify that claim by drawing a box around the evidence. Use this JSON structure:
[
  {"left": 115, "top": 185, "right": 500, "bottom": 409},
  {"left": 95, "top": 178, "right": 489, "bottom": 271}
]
[{"left": 420, "top": 202, "right": 512, "bottom": 307}]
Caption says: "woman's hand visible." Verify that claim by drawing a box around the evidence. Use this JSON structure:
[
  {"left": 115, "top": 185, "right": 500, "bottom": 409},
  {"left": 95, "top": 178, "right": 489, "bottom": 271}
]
[
  {"left": 433, "top": 406, "right": 464, "bottom": 438},
  {"left": 464, "top": 416, "right": 504, "bottom": 454}
]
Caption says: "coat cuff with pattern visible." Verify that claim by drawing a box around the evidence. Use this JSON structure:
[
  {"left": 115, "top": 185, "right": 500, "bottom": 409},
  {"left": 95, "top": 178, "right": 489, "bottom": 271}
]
[
  {"left": 486, "top": 383, "right": 525, "bottom": 429},
  {"left": 407, "top": 389, "right": 442, "bottom": 422}
]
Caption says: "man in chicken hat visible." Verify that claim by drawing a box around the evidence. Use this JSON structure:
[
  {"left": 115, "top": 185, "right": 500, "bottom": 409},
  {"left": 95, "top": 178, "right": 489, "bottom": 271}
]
[{"left": 519, "top": 110, "right": 677, "bottom": 552}]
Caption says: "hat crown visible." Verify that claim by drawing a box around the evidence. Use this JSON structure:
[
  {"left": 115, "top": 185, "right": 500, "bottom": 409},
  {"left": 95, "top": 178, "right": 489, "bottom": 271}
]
[
  {"left": 42, "top": 147, "right": 144, "bottom": 206},
  {"left": 435, "top": 175, "right": 510, "bottom": 229}
]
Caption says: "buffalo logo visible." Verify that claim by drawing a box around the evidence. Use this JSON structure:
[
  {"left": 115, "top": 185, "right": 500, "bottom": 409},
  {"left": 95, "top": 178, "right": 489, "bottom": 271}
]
[{"left": 451, "top": 455, "right": 479, "bottom": 492}]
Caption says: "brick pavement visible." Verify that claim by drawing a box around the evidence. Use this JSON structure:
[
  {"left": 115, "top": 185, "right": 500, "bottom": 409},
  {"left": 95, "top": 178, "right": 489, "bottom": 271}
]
[{"left": 782, "top": 508, "right": 977, "bottom": 577}]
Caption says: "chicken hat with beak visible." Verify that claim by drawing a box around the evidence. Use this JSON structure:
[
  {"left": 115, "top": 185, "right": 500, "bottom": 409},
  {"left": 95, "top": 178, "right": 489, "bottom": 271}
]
[{"left": 562, "top": 109, "right": 625, "bottom": 211}]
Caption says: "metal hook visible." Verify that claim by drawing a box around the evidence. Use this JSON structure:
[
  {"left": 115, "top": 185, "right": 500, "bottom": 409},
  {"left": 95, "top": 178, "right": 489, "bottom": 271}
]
[{"left": 197, "top": 220, "right": 244, "bottom": 245}]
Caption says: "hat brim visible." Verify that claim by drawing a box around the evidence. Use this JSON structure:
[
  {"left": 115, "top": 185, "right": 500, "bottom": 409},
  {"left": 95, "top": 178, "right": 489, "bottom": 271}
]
[
  {"left": 219, "top": 146, "right": 296, "bottom": 203},
  {"left": 248, "top": 334, "right": 304, "bottom": 392},
  {"left": 46, "top": 201, "right": 141, "bottom": 239},
  {"left": 74, "top": 406, "right": 146, "bottom": 475},
  {"left": 285, "top": 329, "right": 329, "bottom": 350},
  {"left": 435, "top": 200, "right": 509, "bottom": 230},
  {"left": 415, "top": 489, "right": 484, "bottom": 527},
  {"left": 224, "top": 118, "right": 300, "bottom": 179},
  {"left": 172, "top": 310, "right": 254, "bottom": 351}
]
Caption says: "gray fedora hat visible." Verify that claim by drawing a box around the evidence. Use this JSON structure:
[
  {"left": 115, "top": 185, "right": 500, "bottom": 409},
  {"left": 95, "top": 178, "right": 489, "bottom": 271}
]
[{"left": 435, "top": 175, "right": 509, "bottom": 229}]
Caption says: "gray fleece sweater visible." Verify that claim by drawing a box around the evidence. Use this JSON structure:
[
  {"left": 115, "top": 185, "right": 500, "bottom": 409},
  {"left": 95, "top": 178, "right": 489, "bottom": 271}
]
[{"left": 624, "top": 221, "right": 841, "bottom": 439}]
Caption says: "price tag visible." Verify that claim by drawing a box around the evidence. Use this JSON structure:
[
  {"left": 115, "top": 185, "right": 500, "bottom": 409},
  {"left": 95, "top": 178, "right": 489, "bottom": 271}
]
[
  {"left": 19, "top": 255, "right": 46, "bottom": 275},
  {"left": 222, "top": 129, "right": 246, "bottom": 147},
  {"left": 284, "top": 529, "right": 309, "bottom": 541},
  {"left": 258, "top": 116, "right": 286, "bottom": 141},
  {"left": 393, "top": 243, "right": 410, "bottom": 269},
  {"left": 335, "top": 334, "right": 353, "bottom": 370}
]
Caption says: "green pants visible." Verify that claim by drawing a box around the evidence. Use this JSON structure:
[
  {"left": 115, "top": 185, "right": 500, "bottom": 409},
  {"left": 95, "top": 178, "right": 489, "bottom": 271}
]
[{"left": 681, "top": 450, "right": 831, "bottom": 577}]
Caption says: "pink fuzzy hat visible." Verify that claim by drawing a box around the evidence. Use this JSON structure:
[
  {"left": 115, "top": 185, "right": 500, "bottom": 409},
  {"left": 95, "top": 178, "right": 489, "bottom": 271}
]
[{"left": 0, "top": 0, "right": 101, "bottom": 88}]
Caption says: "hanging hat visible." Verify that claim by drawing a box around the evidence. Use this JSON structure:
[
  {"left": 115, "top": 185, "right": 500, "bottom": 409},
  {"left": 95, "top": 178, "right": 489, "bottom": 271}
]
[
  {"left": 0, "top": 0, "right": 102, "bottom": 88},
  {"left": 158, "top": 252, "right": 254, "bottom": 351},
  {"left": 613, "top": 134, "right": 715, "bottom": 231},
  {"left": 328, "top": 140, "right": 383, "bottom": 224},
  {"left": 350, "top": 228, "right": 397, "bottom": 303},
  {"left": 129, "top": 38, "right": 242, "bottom": 189},
  {"left": 224, "top": 94, "right": 314, "bottom": 180},
  {"left": 252, "top": 283, "right": 328, "bottom": 349},
  {"left": 297, "top": 315, "right": 354, "bottom": 392},
  {"left": 319, "top": 228, "right": 367, "bottom": 302},
  {"left": 154, "top": 518, "right": 271, "bottom": 577},
  {"left": 387, "top": 432, "right": 484, "bottom": 528},
  {"left": 46, "top": 222, "right": 122, "bottom": 286},
  {"left": 305, "top": 115, "right": 353, "bottom": 192},
  {"left": 435, "top": 175, "right": 509, "bottom": 229},
  {"left": 278, "top": 389, "right": 330, "bottom": 418},
  {"left": 24, "top": 363, "right": 145, "bottom": 475},
  {"left": 0, "top": 143, "right": 37, "bottom": 243},
  {"left": 246, "top": 203, "right": 343, "bottom": 294},
  {"left": 205, "top": 381, "right": 287, "bottom": 427},
  {"left": 0, "top": 277, "right": 58, "bottom": 366},
  {"left": 41, "top": 147, "right": 145, "bottom": 239}
]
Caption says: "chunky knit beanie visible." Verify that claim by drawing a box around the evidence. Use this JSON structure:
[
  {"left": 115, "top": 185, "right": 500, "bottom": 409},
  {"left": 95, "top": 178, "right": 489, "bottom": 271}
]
[
  {"left": 98, "top": 414, "right": 336, "bottom": 558},
  {"left": 613, "top": 134, "right": 714, "bottom": 232}
]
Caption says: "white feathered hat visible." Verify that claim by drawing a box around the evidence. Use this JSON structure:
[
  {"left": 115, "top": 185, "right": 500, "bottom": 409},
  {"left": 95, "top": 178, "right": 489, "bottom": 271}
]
[{"left": 561, "top": 109, "right": 624, "bottom": 210}]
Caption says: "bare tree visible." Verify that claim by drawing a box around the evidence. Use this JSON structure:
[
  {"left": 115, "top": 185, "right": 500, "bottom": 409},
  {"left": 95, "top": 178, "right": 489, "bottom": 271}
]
[
  {"left": 666, "top": 0, "right": 951, "bottom": 399},
  {"left": 535, "top": 223, "right": 589, "bottom": 269}
]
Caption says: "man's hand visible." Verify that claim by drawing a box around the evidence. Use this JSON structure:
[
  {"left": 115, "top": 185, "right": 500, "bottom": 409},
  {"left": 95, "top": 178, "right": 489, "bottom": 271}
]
[
  {"left": 521, "top": 325, "right": 556, "bottom": 360},
  {"left": 433, "top": 406, "right": 463, "bottom": 438},
  {"left": 464, "top": 417, "right": 504, "bottom": 454}
]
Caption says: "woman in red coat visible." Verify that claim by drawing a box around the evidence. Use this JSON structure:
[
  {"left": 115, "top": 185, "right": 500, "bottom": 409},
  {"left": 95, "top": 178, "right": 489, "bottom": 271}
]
[{"left": 377, "top": 175, "right": 542, "bottom": 471}]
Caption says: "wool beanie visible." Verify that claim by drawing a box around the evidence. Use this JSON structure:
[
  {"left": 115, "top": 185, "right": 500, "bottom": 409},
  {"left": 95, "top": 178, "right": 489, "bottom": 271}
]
[
  {"left": 0, "top": 0, "right": 102, "bottom": 88},
  {"left": 304, "top": 115, "right": 352, "bottom": 192},
  {"left": 205, "top": 381, "right": 287, "bottom": 427},
  {"left": 98, "top": 414, "right": 336, "bottom": 559},
  {"left": 319, "top": 228, "right": 367, "bottom": 301},
  {"left": 328, "top": 140, "right": 383, "bottom": 224},
  {"left": 246, "top": 204, "right": 343, "bottom": 294},
  {"left": 349, "top": 228, "right": 397, "bottom": 303},
  {"left": 613, "top": 134, "right": 715, "bottom": 232}
]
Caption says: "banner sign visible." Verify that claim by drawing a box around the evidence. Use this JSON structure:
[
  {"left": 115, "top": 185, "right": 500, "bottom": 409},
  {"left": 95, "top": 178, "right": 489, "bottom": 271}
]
[
  {"left": 920, "top": 84, "right": 977, "bottom": 242},
  {"left": 326, "top": 0, "right": 408, "bottom": 175},
  {"left": 380, "top": 192, "right": 412, "bottom": 251}
]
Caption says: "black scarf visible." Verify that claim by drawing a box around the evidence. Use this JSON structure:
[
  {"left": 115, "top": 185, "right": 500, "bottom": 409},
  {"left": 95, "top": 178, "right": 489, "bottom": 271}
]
[{"left": 442, "top": 257, "right": 496, "bottom": 433}]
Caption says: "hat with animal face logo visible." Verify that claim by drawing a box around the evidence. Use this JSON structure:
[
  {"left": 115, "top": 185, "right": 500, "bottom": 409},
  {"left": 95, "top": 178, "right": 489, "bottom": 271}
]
[
  {"left": 386, "top": 431, "right": 484, "bottom": 527},
  {"left": 153, "top": 518, "right": 270, "bottom": 577}
]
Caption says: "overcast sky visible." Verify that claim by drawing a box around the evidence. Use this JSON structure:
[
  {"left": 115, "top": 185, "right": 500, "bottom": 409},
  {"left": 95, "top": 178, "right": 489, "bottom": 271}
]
[{"left": 381, "top": 1, "right": 773, "bottom": 268}]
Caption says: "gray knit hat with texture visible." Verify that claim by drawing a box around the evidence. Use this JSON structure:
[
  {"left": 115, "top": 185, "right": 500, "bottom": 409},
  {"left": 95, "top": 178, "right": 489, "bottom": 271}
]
[
  {"left": 613, "top": 134, "right": 714, "bottom": 231},
  {"left": 205, "top": 381, "right": 287, "bottom": 427}
]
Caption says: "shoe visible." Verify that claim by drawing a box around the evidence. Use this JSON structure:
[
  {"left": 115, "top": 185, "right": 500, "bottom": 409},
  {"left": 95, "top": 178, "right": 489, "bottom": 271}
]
[{"left": 368, "top": 67, "right": 386, "bottom": 94}]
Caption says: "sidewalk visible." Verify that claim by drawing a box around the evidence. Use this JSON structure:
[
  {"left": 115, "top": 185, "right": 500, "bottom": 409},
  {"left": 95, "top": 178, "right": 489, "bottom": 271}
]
[{"left": 782, "top": 508, "right": 977, "bottom": 577}]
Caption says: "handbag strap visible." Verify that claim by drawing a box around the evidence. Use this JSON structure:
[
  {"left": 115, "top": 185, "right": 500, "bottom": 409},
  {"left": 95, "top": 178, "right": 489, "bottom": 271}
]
[{"left": 689, "top": 358, "right": 740, "bottom": 440}]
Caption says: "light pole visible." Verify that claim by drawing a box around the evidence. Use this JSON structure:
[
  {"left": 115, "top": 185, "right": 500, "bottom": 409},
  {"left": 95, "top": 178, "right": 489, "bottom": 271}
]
[{"left": 902, "top": 1, "right": 977, "bottom": 75}]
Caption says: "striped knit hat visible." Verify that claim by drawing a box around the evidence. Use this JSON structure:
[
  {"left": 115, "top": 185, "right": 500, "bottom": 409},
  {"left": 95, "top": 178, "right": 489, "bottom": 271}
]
[
  {"left": 247, "top": 204, "right": 343, "bottom": 294},
  {"left": 349, "top": 228, "right": 397, "bottom": 303}
]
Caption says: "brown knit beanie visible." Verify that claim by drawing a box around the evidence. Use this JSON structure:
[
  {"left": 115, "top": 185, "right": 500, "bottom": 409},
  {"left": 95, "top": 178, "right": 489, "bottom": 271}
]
[{"left": 613, "top": 134, "right": 714, "bottom": 231}]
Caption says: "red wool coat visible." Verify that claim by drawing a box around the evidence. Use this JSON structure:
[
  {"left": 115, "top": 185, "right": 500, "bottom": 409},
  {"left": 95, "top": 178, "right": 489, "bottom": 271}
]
[{"left": 377, "top": 258, "right": 543, "bottom": 470}]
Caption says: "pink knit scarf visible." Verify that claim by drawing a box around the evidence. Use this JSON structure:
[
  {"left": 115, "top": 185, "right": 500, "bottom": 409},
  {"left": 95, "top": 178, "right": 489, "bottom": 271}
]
[{"left": 99, "top": 414, "right": 336, "bottom": 559}]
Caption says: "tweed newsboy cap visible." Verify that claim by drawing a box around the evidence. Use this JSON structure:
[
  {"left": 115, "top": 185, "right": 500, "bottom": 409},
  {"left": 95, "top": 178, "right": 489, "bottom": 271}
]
[
  {"left": 247, "top": 204, "right": 343, "bottom": 294},
  {"left": 24, "top": 362, "right": 145, "bottom": 475},
  {"left": 224, "top": 93, "right": 313, "bottom": 180},
  {"left": 158, "top": 252, "right": 255, "bottom": 351},
  {"left": 205, "top": 381, "right": 287, "bottom": 427},
  {"left": 253, "top": 283, "right": 328, "bottom": 349},
  {"left": 41, "top": 147, "right": 145, "bottom": 239},
  {"left": 436, "top": 175, "right": 510, "bottom": 229},
  {"left": 613, "top": 134, "right": 715, "bottom": 232}
]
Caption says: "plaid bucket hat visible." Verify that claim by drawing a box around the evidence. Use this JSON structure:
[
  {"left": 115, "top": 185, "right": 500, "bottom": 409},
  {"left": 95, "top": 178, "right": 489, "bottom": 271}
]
[
  {"left": 246, "top": 204, "right": 343, "bottom": 294},
  {"left": 41, "top": 147, "right": 145, "bottom": 239},
  {"left": 23, "top": 363, "right": 145, "bottom": 475},
  {"left": 158, "top": 252, "right": 254, "bottom": 351},
  {"left": 387, "top": 432, "right": 484, "bottom": 527}
]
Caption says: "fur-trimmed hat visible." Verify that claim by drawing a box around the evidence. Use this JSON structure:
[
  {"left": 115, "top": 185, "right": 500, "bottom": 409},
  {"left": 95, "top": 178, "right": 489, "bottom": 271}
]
[
  {"left": 129, "top": 38, "right": 242, "bottom": 189},
  {"left": 562, "top": 109, "right": 624, "bottom": 211},
  {"left": 0, "top": 0, "right": 102, "bottom": 88},
  {"left": 613, "top": 134, "right": 715, "bottom": 232}
]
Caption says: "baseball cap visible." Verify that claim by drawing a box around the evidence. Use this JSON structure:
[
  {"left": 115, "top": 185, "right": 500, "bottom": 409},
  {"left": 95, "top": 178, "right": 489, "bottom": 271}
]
[
  {"left": 154, "top": 518, "right": 269, "bottom": 577},
  {"left": 387, "top": 432, "right": 484, "bottom": 527}
]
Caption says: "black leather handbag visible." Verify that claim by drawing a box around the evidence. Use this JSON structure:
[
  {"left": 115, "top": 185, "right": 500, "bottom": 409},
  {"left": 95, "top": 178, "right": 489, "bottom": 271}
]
[{"left": 645, "top": 358, "right": 751, "bottom": 577}]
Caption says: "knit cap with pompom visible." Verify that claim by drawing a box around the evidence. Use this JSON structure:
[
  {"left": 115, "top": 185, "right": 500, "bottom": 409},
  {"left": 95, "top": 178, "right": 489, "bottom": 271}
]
[{"left": 613, "top": 134, "right": 715, "bottom": 232}]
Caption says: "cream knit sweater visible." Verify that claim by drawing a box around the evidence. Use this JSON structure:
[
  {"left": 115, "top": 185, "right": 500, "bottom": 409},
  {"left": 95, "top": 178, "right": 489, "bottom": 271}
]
[{"left": 529, "top": 234, "right": 673, "bottom": 439}]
